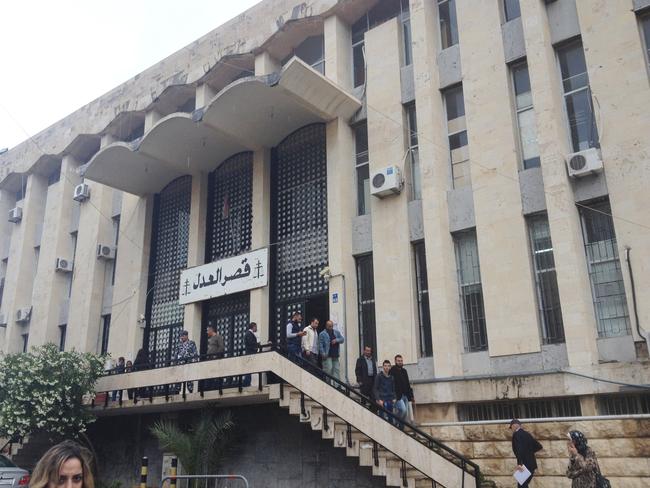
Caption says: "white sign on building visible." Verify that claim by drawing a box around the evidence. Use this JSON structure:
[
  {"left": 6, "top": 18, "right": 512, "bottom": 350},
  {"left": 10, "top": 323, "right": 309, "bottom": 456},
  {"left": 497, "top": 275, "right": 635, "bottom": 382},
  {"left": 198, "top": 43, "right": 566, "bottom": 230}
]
[{"left": 179, "top": 248, "right": 268, "bottom": 305}]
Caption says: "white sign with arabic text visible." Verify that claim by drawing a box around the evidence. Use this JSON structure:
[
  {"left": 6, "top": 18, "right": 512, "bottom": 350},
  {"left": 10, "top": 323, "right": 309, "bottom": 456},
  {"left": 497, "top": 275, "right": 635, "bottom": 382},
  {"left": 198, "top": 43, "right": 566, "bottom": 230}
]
[{"left": 179, "top": 248, "right": 268, "bottom": 305}]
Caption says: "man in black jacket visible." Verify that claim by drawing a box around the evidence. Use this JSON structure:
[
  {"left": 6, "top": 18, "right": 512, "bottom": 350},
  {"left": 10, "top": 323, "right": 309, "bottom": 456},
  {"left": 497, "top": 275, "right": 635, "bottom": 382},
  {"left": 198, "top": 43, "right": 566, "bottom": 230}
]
[
  {"left": 510, "top": 419, "right": 543, "bottom": 487},
  {"left": 355, "top": 345, "right": 377, "bottom": 400},
  {"left": 389, "top": 354, "right": 414, "bottom": 423},
  {"left": 242, "top": 322, "right": 258, "bottom": 387}
]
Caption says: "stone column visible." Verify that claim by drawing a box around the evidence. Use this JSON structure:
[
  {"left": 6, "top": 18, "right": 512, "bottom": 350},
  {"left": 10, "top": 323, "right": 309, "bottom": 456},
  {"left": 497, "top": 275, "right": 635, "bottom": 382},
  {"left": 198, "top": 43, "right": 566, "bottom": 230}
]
[
  {"left": 254, "top": 52, "right": 280, "bottom": 76},
  {"left": 196, "top": 84, "right": 216, "bottom": 109},
  {"left": 366, "top": 18, "right": 418, "bottom": 363},
  {"left": 520, "top": 0, "right": 599, "bottom": 367},
  {"left": 324, "top": 14, "right": 353, "bottom": 90}
]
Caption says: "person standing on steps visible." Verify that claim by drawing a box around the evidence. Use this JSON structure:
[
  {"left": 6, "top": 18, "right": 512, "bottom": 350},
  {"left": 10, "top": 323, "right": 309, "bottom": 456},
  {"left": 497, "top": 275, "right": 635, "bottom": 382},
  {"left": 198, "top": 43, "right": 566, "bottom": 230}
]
[
  {"left": 510, "top": 419, "right": 543, "bottom": 487},
  {"left": 301, "top": 317, "right": 320, "bottom": 367},
  {"left": 390, "top": 354, "right": 414, "bottom": 424},
  {"left": 177, "top": 330, "right": 198, "bottom": 393},
  {"left": 355, "top": 345, "right": 378, "bottom": 401},
  {"left": 373, "top": 360, "right": 397, "bottom": 420},
  {"left": 242, "top": 322, "right": 259, "bottom": 387},
  {"left": 319, "top": 320, "right": 345, "bottom": 379},
  {"left": 286, "top": 311, "right": 306, "bottom": 359}
]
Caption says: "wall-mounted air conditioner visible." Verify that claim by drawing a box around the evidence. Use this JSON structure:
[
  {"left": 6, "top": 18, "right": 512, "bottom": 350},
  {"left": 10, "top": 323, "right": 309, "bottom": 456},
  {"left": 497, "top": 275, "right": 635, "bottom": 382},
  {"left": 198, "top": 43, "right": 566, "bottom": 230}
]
[
  {"left": 370, "top": 165, "right": 403, "bottom": 198},
  {"left": 97, "top": 244, "right": 116, "bottom": 260},
  {"left": 566, "top": 148, "right": 603, "bottom": 178},
  {"left": 8, "top": 207, "right": 22, "bottom": 223},
  {"left": 73, "top": 183, "right": 91, "bottom": 202},
  {"left": 15, "top": 307, "right": 32, "bottom": 323},
  {"left": 55, "top": 257, "right": 74, "bottom": 273}
]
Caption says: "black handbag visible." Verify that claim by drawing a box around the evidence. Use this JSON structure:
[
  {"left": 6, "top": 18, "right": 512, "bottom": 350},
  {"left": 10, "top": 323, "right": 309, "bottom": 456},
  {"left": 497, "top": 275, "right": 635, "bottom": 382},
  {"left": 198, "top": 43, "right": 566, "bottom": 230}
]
[{"left": 595, "top": 471, "right": 611, "bottom": 488}]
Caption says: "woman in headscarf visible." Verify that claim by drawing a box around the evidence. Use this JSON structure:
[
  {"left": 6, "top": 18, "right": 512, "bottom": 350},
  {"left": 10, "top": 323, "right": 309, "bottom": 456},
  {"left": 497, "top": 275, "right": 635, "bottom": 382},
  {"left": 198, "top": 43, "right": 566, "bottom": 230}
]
[{"left": 566, "top": 430, "right": 602, "bottom": 487}]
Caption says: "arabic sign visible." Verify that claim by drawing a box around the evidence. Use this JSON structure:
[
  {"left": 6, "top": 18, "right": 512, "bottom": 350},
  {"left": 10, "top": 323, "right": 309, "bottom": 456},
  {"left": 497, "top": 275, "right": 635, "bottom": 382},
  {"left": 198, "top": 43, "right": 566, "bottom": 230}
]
[{"left": 179, "top": 248, "right": 268, "bottom": 305}]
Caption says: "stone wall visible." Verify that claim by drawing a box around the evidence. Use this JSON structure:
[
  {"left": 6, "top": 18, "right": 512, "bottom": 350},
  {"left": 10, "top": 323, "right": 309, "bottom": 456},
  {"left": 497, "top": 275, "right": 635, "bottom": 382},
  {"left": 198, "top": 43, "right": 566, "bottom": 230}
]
[
  {"left": 423, "top": 417, "right": 650, "bottom": 488},
  {"left": 88, "top": 404, "right": 385, "bottom": 488}
]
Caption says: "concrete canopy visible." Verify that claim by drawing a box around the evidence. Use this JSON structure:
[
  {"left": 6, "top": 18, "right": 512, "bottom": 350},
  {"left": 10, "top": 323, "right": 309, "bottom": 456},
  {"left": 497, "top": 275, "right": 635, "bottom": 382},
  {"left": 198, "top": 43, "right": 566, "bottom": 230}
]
[{"left": 84, "top": 58, "right": 361, "bottom": 196}]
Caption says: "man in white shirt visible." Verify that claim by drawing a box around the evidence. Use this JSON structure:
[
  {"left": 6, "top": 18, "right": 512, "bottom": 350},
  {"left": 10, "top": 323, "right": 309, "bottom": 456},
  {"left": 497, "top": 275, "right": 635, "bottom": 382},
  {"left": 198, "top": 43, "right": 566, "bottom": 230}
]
[{"left": 301, "top": 317, "right": 320, "bottom": 367}]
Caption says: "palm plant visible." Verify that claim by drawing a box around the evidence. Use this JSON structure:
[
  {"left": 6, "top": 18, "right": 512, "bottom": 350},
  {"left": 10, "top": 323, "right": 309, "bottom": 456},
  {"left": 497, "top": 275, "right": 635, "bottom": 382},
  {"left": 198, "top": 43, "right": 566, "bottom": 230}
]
[{"left": 150, "top": 407, "right": 235, "bottom": 484}]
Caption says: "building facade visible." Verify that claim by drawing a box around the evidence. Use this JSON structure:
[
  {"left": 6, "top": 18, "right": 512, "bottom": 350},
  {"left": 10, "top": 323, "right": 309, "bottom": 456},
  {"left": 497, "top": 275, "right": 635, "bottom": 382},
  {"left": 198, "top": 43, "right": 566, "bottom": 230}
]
[{"left": 1, "top": 0, "right": 650, "bottom": 428}]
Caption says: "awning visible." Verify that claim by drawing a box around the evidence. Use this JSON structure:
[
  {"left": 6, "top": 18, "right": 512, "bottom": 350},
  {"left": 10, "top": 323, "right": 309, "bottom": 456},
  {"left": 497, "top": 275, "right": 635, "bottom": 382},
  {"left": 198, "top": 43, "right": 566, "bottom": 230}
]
[{"left": 84, "top": 58, "right": 361, "bottom": 195}]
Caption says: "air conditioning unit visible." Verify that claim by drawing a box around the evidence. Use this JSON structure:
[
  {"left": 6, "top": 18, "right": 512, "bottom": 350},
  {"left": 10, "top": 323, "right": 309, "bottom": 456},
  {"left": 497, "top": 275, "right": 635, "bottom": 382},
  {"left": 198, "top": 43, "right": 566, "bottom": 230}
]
[
  {"left": 97, "top": 244, "right": 116, "bottom": 260},
  {"left": 73, "top": 183, "right": 91, "bottom": 202},
  {"left": 8, "top": 206, "right": 22, "bottom": 223},
  {"left": 0, "top": 313, "right": 7, "bottom": 327},
  {"left": 370, "top": 165, "right": 403, "bottom": 198},
  {"left": 566, "top": 148, "right": 603, "bottom": 178},
  {"left": 55, "top": 257, "right": 74, "bottom": 273},
  {"left": 15, "top": 307, "right": 32, "bottom": 323}
]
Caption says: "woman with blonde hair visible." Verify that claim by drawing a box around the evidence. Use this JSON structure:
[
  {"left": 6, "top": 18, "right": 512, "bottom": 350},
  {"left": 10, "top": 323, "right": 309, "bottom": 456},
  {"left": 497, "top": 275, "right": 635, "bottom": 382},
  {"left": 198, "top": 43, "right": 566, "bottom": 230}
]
[{"left": 30, "top": 440, "right": 95, "bottom": 488}]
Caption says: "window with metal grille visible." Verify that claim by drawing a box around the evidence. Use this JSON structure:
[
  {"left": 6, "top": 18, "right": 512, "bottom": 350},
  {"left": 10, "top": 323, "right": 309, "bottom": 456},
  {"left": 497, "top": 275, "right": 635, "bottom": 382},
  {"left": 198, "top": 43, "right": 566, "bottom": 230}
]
[
  {"left": 283, "top": 35, "right": 325, "bottom": 74},
  {"left": 527, "top": 214, "right": 565, "bottom": 344},
  {"left": 405, "top": 103, "right": 421, "bottom": 200},
  {"left": 414, "top": 242, "right": 433, "bottom": 357},
  {"left": 352, "top": 0, "right": 411, "bottom": 87},
  {"left": 356, "top": 254, "right": 377, "bottom": 354},
  {"left": 503, "top": 0, "right": 521, "bottom": 22},
  {"left": 354, "top": 123, "right": 370, "bottom": 216},
  {"left": 438, "top": 0, "right": 459, "bottom": 49},
  {"left": 579, "top": 201, "right": 631, "bottom": 337},
  {"left": 557, "top": 40, "right": 599, "bottom": 152},
  {"left": 444, "top": 85, "right": 470, "bottom": 189},
  {"left": 511, "top": 61, "right": 541, "bottom": 169},
  {"left": 458, "top": 397, "right": 582, "bottom": 421},
  {"left": 598, "top": 394, "right": 650, "bottom": 415},
  {"left": 454, "top": 230, "right": 487, "bottom": 352}
]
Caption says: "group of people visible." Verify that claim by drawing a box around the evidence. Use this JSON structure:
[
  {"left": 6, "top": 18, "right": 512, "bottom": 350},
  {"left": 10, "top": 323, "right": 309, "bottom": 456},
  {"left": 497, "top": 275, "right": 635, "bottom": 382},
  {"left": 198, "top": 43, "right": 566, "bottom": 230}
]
[{"left": 510, "top": 419, "right": 608, "bottom": 487}]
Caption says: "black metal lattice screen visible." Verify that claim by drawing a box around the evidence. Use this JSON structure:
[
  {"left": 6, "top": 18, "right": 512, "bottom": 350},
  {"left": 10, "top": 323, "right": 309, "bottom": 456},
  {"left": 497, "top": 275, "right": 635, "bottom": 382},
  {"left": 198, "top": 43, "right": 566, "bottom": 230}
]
[
  {"left": 271, "top": 124, "right": 328, "bottom": 343},
  {"left": 207, "top": 152, "right": 253, "bottom": 261},
  {"left": 146, "top": 176, "right": 192, "bottom": 361},
  {"left": 204, "top": 292, "right": 251, "bottom": 357}
]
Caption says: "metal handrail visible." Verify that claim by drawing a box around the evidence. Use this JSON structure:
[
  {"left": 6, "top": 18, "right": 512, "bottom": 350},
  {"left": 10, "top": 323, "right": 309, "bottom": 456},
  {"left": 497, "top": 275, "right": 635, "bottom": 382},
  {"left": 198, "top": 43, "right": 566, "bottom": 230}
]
[{"left": 160, "top": 475, "right": 248, "bottom": 488}]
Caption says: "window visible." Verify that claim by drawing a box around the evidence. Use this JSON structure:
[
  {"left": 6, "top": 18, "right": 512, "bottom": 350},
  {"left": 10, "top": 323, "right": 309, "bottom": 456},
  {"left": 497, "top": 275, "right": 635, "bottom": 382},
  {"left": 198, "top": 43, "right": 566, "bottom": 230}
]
[
  {"left": 22, "top": 333, "right": 29, "bottom": 353},
  {"left": 579, "top": 201, "right": 631, "bottom": 337},
  {"left": 356, "top": 254, "right": 377, "bottom": 354},
  {"left": 598, "top": 394, "right": 650, "bottom": 416},
  {"left": 511, "top": 62, "right": 541, "bottom": 169},
  {"left": 405, "top": 103, "right": 421, "bottom": 200},
  {"left": 47, "top": 165, "right": 61, "bottom": 186},
  {"left": 351, "top": 0, "right": 411, "bottom": 87},
  {"left": 458, "top": 397, "right": 581, "bottom": 421},
  {"left": 454, "top": 230, "right": 487, "bottom": 352},
  {"left": 354, "top": 123, "right": 371, "bottom": 216},
  {"left": 438, "top": 0, "right": 459, "bottom": 49},
  {"left": 641, "top": 13, "right": 650, "bottom": 72},
  {"left": 15, "top": 178, "right": 27, "bottom": 202},
  {"left": 444, "top": 85, "right": 470, "bottom": 188},
  {"left": 557, "top": 41, "right": 599, "bottom": 152},
  {"left": 68, "top": 232, "right": 78, "bottom": 297},
  {"left": 110, "top": 216, "right": 120, "bottom": 285},
  {"left": 284, "top": 35, "right": 325, "bottom": 74},
  {"left": 33, "top": 246, "right": 40, "bottom": 277},
  {"left": 503, "top": 0, "right": 521, "bottom": 22},
  {"left": 59, "top": 324, "right": 67, "bottom": 352},
  {"left": 527, "top": 215, "right": 565, "bottom": 343},
  {"left": 414, "top": 242, "right": 433, "bottom": 357},
  {"left": 100, "top": 314, "right": 111, "bottom": 355},
  {"left": 0, "top": 258, "right": 7, "bottom": 309}
]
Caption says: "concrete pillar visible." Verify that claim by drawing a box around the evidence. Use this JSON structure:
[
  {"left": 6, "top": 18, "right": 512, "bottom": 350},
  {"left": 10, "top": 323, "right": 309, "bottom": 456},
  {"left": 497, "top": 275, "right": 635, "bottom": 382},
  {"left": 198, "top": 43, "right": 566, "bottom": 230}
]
[
  {"left": 580, "top": 395, "right": 598, "bottom": 416},
  {"left": 108, "top": 193, "right": 153, "bottom": 360},
  {"left": 2, "top": 173, "right": 48, "bottom": 353},
  {"left": 0, "top": 189, "right": 16, "bottom": 349},
  {"left": 183, "top": 174, "right": 206, "bottom": 344},
  {"left": 249, "top": 149, "right": 271, "bottom": 342},
  {"left": 410, "top": 0, "right": 464, "bottom": 376},
  {"left": 456, "top": 0, "right": 541, "bottom": 356},
  {"left": 324, "top": 15, "right": 353, "bottom": 90},
  {"left": 29, "top": 157, "right": 77, "bottom": 347},
  {"left": 145, "top": 109, "right": 162, "bottom": 132},
  {"left": 254, "top": 52, "right": 280, "bottom": 76},
  {"left": 196, "top": 84, "right": 217, "bottom": 109},
  {"left": 366, "top": 18, "right": 418, "bottom": 363},
  {"left": 574, "top": 1, "right": 650, "bottom": 345},
  {"left": 520, "top": 0, "right": 599, "bottom": 366}
]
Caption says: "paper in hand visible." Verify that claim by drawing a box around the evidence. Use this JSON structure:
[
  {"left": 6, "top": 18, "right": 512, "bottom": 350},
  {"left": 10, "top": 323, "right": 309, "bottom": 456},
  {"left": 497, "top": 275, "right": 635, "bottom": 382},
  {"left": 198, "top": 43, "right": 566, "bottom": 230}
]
[{"left": 513, "top": 465, "right": 531, "bottom": 484}]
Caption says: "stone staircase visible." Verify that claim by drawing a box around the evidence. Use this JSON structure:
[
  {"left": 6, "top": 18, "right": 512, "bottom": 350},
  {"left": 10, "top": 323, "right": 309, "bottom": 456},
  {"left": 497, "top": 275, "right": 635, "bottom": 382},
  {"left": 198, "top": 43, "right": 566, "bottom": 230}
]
[{"left": 2, "top": 434, "right": 56, "bottom": 471}]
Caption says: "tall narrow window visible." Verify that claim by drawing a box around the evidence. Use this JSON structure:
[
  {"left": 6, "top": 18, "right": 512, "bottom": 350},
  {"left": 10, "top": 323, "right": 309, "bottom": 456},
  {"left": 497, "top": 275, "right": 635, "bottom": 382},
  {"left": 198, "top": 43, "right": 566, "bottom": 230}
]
[
  {"left": 527, "top": 215, "right": 565, "bottom": 343},
  {"left": 22, "top": 333, "right": 29, "bottom": 353},
  {"left": 454, "top": 230, "right": 487, "bottom": 352},
  {"left": 68, "top": 232, "right": 78, "bottom": 298},
  {"left": 444, "top": 85, "right": 470, "bottom": 188},
  {"left": 354, "top": 123, "right": 371, "bottom": 216},
  {"left": 579, "top": 201, "right": 631, "bottom": 337},
  {"left": 351, "top": 0, "right": 412, "bottom": 88},
  {"left": 100, "top": 314, "right": 111, "bottom": 355},
  {"left": 0, "top": 258, "right": 7, "bottom": 309},
  {"left": 438, "top": 0, "right": 459, "bottom": 49},
  {"left": 557, "top": 41, "right": 599, "bottom": 152},
  {"left": 405, "top": 103, "right": 421, "bottom": 200},
  {"left": 414, "top": 242, "right": 433, "bottom": 357},
  {"left": 641, "top": 13, "right": 650, "bottom": 72},
  {"left": 59, "top": 324, "right": 67, "bottom": 352},
  {"left": 511, "top": 61, "right": 541, "bottom": 169},
  {"left": 110, "top": 216, "right": 120, "bottom": 285},
  {"left": 356, "top": 254, "right": 377, "bottom": 354},
  {"left": 503, "top": 0, "right": 521, "bottom": 22}
]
